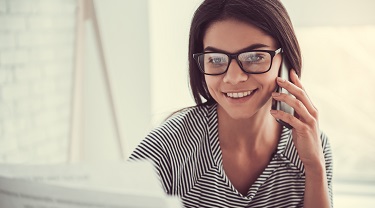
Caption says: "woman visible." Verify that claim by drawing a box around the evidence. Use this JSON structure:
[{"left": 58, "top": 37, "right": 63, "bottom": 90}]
[{"left": 129, "top": 0, "right": 333, "bottom": 207}]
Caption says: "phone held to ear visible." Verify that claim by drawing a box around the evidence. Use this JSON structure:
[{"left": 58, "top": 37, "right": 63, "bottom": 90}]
[{"left": 272, "top": 55, "right": 294, "bottom": 129}]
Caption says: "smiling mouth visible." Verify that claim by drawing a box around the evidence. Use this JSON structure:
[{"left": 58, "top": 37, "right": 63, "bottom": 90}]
[{"left": 224, "top": 90, "right": 257, "bottom": 99}]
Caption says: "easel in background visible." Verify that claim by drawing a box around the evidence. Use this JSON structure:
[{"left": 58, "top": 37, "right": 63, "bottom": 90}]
[{"left": 68, "top": 0, "right": 125, "bottom": 162}]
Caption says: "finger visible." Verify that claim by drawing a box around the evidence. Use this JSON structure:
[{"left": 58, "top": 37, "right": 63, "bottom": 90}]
[
  {"left": 290, "top": 69, "right": 303, "bottom": 89},
  {"left": 276, "top": 76, "right": 318, "bottom": 119},
  {"left": 272, "top": 92, "right": 316, "bottom": 124},
  {"left": 270, "top": 108, "right": 305, "bottom": 129},
  {"left": 290, "top": 69, "right": 318, "bottom": 111}
]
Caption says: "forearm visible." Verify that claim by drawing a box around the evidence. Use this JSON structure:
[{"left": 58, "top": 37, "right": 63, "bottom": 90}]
[{"left": 303, "top": 164, "right": 331, "bottom": 208}]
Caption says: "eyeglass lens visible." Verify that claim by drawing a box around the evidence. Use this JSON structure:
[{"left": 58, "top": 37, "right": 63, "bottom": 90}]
[{"left": 198, "top": 51, "right": 272, "bottom": 74}]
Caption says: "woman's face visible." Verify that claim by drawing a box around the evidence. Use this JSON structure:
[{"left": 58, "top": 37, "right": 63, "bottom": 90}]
[{"left": 203, "top": 19, "right": 282, "bottom": 120}]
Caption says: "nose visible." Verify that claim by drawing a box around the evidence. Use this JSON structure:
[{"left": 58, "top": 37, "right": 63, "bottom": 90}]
[{"left": 223, "top": 59, "right": 248, "bottom": 85}]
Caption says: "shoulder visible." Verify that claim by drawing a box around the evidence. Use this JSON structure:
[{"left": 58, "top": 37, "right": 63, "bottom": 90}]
[
  {"left": 319, "top": 131, "right": 329, "bottom": 146},
  {"left": 160, "top": 104, "right": 209, "bottom": 135},
  {"left": 129, "top": 104, "right": 213, "bottom": 160},
  {"left": 318, "top": 131, "right": 333, "bottom": 165},
  {"left": 319, "top": 130, "right": 333, "bottom": 177},
  {"left": 166, "top": 104, "right": 211, "bottom": 124},
  {"left": 152, "top": 106, "right": 210, "bottom": 151}
]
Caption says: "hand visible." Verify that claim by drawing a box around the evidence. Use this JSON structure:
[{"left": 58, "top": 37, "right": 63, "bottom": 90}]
[{"left": 270, "top": 69, "right": 325, "bottom": 170}]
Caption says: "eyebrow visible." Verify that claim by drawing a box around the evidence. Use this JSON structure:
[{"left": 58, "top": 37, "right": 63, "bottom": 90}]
[{"left": 204, "top": 43, "right": 271, "bottom": 54}]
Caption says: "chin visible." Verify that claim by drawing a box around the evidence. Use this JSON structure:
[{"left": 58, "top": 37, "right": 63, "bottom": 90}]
[
  {"left": 217, "top": 97, "right": 273, "bottom": 121},
  {"left": 219, "top": 105, "right": 257, "bottom": 120}
]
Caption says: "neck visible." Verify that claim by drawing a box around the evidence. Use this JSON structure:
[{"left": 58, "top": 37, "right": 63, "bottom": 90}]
[{"left": 218, "top": 99, "right": 282, "bottom": 152}]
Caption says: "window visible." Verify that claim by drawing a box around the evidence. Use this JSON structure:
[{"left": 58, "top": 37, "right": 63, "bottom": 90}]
[{"left": 297, "top": 26, "right": 375, "bottom": 207}]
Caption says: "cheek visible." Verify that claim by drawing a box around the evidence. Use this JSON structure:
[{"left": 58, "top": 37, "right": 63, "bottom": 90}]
[
  {"left": 266, "top": 74, "right": 278, "bottom": 88},
  {"left": 205, "top": 75, "right": 220, "bottom": 93},
  {"left": 255, "top": 72, "right": 278, "bottom": 91},
  {"left": 261, "top": 62, "right": 280, "bottom": 90}
]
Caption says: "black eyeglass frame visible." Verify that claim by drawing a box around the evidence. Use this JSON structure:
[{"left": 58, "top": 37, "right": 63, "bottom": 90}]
[{"left": 193, "top": 48, "right": 282, "bottom": 75}]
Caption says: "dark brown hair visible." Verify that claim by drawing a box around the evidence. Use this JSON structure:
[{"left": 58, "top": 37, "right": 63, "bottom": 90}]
[{"left": 188, "top": 0, "right": 302, "bottom": 105}]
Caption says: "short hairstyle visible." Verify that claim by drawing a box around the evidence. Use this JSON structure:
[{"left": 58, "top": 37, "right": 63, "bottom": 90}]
[{"left": 188, "top": 0, "right": 302, "bottom": 105}]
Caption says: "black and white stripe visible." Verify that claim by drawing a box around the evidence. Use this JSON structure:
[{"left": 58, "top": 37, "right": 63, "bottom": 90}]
[{"left": 129, "top": 104, "right": 333, "bottom": 208}]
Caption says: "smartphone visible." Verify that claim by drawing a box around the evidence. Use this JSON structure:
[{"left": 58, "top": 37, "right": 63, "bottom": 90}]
[{"left": 272, "top": 55, "right": 294, "bottom": 129}]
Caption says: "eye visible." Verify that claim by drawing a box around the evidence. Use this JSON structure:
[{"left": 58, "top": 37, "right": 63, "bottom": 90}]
[
  {"left": 206, "top": 54, "right": 227, "bottom": 65},
  {"left": 240, "top": 52, "right": 266, "bottom": 63},
  {"left": 209, "top": 57, "right": 225, "bottom": 64}
]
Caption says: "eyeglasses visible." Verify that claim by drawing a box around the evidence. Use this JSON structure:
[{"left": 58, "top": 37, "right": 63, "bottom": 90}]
[{"left": 193, "top": 48, "right": 282, "bottom": 75}]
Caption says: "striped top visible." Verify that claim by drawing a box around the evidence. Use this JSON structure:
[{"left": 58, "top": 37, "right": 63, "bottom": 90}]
[{"left": 129, "top": 104, "right": 333, "bottom": 208}]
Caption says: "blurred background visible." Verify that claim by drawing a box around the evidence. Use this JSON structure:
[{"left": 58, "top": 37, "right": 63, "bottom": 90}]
[{"left": 0, "top": 0, "right": 374, "bottom": 207}]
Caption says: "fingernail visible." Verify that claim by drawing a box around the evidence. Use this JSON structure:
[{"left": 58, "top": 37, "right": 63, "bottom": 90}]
[
  {"left": 277, "top": 77, "right": 285, "bottom": 83},
  {"left": 270, "top": 110, "right": 277, "bottom": 115}
]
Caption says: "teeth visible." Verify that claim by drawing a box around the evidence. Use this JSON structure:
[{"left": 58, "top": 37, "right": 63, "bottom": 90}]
[{"left": 226, "top": 90, "right": 253, "bottom": 98}]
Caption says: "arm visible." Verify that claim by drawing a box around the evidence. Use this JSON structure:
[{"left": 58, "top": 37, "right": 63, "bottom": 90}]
[
  {"left": 270, "top": 69, "right": 331, "bottom": 207},
  {"left": 304, "top": 159, "right": 331, "bottom": 207},
  {"left": 304, "top": 132, "right": 333, "bottom": 207}
]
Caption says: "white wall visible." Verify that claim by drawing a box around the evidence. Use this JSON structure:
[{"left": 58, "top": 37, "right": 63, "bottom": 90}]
[
  {"left": 83, "top": 0, "right": 151, "bottom": 160},
  {"left": 0, "top": 0, "right": 76, "bottom": 163},
  {"left": 82, "top": 0, "right": 203, "bottom": 160},
  {"left": 281, "top": 0, "right": 375, "bottom": 27},
  {"left": 149, "top": 0, "right": 202, "bottom": 126}
]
